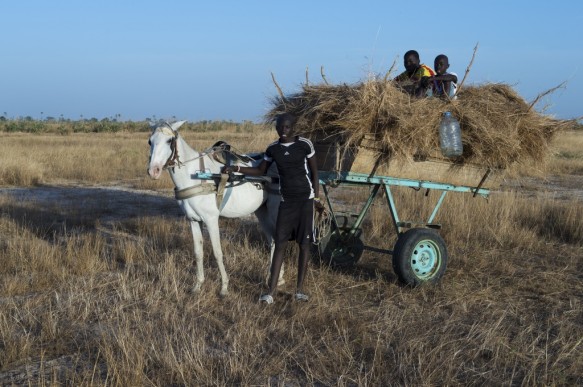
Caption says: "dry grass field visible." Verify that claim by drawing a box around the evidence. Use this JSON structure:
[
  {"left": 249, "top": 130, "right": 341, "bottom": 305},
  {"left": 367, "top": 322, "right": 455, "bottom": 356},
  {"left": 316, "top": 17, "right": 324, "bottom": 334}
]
[{"left": 0, "top": 126, "right": 582, "bottom": 386}]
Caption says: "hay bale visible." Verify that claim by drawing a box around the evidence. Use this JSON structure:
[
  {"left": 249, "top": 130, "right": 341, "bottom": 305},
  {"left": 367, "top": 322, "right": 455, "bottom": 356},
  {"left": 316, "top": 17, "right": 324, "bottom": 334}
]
[{"left": 266, "top": 80, "right": 574, "bottom": 170}]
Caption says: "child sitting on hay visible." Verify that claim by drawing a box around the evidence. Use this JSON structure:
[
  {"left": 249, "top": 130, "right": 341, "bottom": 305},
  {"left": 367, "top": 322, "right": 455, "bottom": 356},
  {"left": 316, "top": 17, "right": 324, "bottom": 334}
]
[
  {"left": 428, "top": 54, "right": 458, "bottom": 99},
  {"left": 393, "top": 49, "right": 436, "bottom": 97}
]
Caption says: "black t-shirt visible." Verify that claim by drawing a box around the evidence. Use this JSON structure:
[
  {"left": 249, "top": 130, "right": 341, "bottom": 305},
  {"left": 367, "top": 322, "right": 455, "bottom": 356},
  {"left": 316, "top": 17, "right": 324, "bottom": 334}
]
[{"left": 265, "top": 136, "right": 315, "bottom": 201}]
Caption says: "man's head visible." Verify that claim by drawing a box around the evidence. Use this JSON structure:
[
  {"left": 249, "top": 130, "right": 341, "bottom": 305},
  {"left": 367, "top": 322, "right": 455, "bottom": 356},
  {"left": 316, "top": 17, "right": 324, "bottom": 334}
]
[
  {"left": 275, "top": 113, "right": 297, "bottom": 141},
  {"left": 434, "top": 54, "right": 450, "bottom": 76},
  {"left": 404, "top": 50, "right": 420, "bottom": 74}
]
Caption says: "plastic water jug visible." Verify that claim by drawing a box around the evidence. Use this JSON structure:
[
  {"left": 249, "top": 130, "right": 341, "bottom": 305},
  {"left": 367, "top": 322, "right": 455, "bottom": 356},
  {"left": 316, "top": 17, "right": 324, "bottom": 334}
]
[{"left": 439, "top": 112, "right": 463, "bottom": 157}]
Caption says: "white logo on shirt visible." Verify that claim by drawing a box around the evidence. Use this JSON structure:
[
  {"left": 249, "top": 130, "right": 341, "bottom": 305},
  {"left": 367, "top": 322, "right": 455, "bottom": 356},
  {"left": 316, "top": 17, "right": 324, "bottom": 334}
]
[{"left": 284, "top": 151, "right": 290, "bottom": 155}]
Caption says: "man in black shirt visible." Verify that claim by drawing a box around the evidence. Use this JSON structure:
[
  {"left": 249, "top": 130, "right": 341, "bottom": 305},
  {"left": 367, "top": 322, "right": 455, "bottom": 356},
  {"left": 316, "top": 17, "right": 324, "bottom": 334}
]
[{"left": 223, "top": 113, "right": 320, "bottom": 304}]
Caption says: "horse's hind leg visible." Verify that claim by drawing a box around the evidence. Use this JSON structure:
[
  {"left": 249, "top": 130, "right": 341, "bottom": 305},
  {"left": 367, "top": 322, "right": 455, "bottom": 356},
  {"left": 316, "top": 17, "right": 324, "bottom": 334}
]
[
  {"left": 190, "top": 220, "right": 205, "bottom": 293},
  {"left": 206, "top": 217, "right": 229, "bottom": 296}
]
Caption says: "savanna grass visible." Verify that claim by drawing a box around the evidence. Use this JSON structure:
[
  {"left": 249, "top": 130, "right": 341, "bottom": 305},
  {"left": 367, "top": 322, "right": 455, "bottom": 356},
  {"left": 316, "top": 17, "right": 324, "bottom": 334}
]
[
  {"left": 0, "top": 125, "right": 275, "bottom": 188},
  {"left": 0, "top": 127, "right": 582, "bottom": 385}
]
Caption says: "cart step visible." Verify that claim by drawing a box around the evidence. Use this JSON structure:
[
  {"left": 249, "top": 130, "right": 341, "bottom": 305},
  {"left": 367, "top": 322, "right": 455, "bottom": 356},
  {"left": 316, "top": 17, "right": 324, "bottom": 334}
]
[{"left": 397, "top": 221, "right": 441, "bottom": 230}]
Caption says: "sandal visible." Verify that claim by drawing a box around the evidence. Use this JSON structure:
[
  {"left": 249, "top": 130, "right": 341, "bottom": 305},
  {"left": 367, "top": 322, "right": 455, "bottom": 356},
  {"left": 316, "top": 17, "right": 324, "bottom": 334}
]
[{"left": 259, "top": 294, "right": 274, "bottom": 304}]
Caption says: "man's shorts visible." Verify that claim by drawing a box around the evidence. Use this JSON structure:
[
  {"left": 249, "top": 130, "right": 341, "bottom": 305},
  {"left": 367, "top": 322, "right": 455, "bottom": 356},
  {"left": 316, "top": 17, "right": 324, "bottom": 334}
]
[{"left": 274, "top": 199, "right": 314, "bottom": 245}]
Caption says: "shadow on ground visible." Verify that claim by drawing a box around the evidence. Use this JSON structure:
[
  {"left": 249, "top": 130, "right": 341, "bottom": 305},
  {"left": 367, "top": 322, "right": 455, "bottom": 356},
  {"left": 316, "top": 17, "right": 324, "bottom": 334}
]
[{"left": 0, "top": 184, "right": 182, "bottom": 241}]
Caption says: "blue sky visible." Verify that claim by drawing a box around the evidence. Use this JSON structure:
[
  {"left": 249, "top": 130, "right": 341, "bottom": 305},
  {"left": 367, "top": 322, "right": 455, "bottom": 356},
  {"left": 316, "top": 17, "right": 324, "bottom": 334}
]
[{"left": 1, "top": 1, "right": 581, "bottom": 123}]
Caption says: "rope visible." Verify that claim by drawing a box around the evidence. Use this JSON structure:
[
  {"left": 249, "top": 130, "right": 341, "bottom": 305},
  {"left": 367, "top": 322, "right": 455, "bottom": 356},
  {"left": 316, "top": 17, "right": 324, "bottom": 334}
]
[
  {"left": 165, "top": 144, "right": 251, "bottom": 170},
  {"left": 313, "top": 205, "right": 332, "bottom": 245}
]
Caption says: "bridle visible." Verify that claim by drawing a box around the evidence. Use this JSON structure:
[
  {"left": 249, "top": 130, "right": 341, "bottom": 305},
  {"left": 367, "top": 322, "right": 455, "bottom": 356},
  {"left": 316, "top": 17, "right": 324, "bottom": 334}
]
[
  {"left": 151, "top": 124, "right": 220, "bottom": 171},
  {"left": 164, "top": 134, "right": 180, "bottom": 169},
  {"left": 148, "top": 125, "right": 180, "bottom": 169}
]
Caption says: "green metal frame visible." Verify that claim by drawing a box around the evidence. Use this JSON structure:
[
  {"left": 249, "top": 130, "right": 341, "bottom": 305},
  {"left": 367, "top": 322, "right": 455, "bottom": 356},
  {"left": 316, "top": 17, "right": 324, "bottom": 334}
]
[
  {"left": 193, "top": 170, "right": 492, "bottom": 239},
  {"left": 319, "top": 171, "right": 491, "bottom": 235}
]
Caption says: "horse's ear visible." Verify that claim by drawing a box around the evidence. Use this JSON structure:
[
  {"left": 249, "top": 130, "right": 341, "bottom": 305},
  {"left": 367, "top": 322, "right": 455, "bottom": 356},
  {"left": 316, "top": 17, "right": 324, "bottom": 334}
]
[{"left": 171, "top": 120, "right": 187, "bottom": 131}]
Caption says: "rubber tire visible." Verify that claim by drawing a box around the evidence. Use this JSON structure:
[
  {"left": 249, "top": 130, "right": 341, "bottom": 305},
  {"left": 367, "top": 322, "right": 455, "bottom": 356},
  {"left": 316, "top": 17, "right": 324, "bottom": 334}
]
[
  {"left": 392, "top": 228, "right": 448, "bottom": 286},
  {"left": 315, "top": 214, "right": 364, "bottom": 267}
]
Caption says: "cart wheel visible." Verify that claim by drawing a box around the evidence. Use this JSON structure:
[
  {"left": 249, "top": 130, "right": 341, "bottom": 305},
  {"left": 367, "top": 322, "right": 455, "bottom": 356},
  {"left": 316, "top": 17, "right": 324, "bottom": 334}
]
[
  {"left": 392, "top": 228, "right": 448, "bottom": 286},
  {"left": 316, "top": 214, "right": 364, "bottom": 267}
]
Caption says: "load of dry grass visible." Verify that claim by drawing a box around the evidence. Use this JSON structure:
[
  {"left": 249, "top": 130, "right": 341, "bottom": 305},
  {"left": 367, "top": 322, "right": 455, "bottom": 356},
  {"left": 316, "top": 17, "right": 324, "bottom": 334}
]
[{"left": 266, "top": 80, "right": 575, "bottom": 170}]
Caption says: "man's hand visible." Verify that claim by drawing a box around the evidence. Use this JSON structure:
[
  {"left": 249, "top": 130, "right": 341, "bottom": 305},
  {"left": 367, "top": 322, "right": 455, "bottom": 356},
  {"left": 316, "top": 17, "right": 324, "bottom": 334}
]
[
  {"left": 314, "top": 197, "right": 325, "bottom": 211},
  {"left": 221, "top": 165, "right": 238, "bottom": 174}
]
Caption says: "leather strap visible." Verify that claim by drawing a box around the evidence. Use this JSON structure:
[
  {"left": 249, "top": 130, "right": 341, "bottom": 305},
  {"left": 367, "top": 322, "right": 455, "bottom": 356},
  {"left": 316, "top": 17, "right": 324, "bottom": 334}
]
[
  {"left": 216, "top": 173, "right": 229, "bottom": 209},
  {"left": 174, "top": 184, "right": 217, "bottom": 200},
  {"left": 174, "top": 173, "right": 240, "bottom": 210}
]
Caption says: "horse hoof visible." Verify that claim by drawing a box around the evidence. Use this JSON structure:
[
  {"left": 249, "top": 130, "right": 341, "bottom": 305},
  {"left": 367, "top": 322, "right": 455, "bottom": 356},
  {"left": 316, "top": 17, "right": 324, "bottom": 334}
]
[
  {"left": 193, "top": 284, "right": 202, "bottom": 293},
  {"left": 220, "top": 289, "right": 229, "bottom": 297}
]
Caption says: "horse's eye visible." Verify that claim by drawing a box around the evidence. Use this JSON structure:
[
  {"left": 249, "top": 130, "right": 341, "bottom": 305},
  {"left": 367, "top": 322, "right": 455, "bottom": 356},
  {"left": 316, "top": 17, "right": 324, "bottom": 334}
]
[
  {"left": 167, "top": 139, "right": 173, "bottom": 144},
  {"left": 148, "top": 139, "right": 151, "bottom": 146}
]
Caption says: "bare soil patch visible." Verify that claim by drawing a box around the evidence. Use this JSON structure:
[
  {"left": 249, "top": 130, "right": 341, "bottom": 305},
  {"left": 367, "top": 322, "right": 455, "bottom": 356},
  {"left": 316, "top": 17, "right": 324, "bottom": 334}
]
[{"left": 1, "top": 181, "right": 182, "bottom": 228}]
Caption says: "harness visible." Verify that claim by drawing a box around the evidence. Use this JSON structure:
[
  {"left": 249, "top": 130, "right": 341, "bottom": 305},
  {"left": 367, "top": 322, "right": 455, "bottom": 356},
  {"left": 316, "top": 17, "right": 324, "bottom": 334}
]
[
  {"left": 174, "top": 172, "right": 234, "bottom": 210},
  {"left": 155, "top": 125, "right": 266, "bottom": 210}
]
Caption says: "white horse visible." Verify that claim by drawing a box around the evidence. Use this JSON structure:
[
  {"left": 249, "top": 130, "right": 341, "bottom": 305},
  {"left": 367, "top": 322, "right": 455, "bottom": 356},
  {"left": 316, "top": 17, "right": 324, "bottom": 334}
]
[{"left": 147, "top": 121, "right": 281, "bottom": 296}]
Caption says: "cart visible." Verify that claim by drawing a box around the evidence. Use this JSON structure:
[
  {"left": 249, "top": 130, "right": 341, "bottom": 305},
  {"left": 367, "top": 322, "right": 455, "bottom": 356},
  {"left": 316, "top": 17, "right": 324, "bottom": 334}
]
[
  {"left": 312, "top": 135, "right": 501, "bottom": 286},
  {"left": 194, "top": 135, "right": 501, "bottom": 287}
]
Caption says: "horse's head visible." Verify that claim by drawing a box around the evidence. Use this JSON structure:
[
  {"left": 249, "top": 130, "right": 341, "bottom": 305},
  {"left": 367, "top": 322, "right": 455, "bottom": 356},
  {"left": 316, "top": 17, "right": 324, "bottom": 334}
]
[{"left": 147, "top": 120, "right": 187, "bottom": 179}]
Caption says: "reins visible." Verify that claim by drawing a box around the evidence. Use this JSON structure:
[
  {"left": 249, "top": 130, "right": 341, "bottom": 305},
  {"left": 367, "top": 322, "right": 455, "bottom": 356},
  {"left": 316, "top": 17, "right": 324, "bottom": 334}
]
[
  {"left": 163, "top": 140, "right": 222, "bottom": 171},
  {"left": 162, "top": 137, "right": 235, "bottom": 171},
  {"left": 155, "top": 123, "right": 252, "bottom": 171}
]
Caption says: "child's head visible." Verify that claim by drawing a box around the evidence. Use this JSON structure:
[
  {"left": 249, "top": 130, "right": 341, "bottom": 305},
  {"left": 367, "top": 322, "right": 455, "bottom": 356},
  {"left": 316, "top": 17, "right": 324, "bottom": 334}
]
[
  {"left": 434, "top": 54, "right": 450, "bottom": 76},
  {"left": 275, "top": 113, "right": 297, "bottom": 140},
  {"left": 403, "top": 50, "right": 420, "bottom": 74}
]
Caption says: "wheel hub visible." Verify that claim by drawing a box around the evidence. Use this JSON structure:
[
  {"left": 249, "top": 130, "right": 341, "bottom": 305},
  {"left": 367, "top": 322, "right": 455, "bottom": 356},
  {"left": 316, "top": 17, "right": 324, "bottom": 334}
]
[{"left": 410, "top": 240, "right": 440, "bottom": 279}]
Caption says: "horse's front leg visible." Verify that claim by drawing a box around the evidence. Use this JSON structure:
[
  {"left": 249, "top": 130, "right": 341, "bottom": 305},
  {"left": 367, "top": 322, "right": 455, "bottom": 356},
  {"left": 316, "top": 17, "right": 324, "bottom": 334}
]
[
  {"left": 205, "top": 217, "right": 229, "bottom": 296},
  {"left": 190, "top": 220, "right": 205, "bottom": 293}
]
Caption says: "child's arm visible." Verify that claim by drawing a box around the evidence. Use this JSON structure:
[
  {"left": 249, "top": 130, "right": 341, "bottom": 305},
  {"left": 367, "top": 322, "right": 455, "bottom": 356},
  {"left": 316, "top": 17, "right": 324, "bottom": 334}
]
[{"left": 431, "top": 73, "right": 458, "bottom": 83}]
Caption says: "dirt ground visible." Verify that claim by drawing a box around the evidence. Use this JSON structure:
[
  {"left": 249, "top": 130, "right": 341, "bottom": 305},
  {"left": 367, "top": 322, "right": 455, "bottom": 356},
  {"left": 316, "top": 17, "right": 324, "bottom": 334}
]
[{"left": 0, "top": 180, "right": 182, "bottom": 232}]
